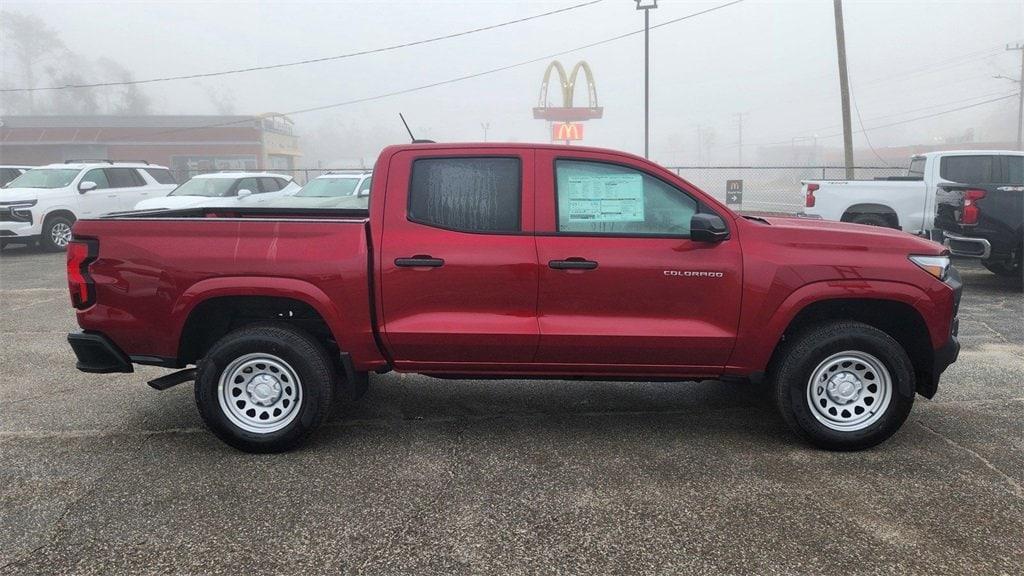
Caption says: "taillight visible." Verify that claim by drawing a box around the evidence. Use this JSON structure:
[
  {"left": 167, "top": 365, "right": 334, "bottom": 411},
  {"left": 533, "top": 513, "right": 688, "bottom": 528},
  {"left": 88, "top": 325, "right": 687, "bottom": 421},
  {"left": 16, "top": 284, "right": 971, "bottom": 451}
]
[
  {"left": 960, "top": 188, "right": 986, "bottom": 225},
  {"left": 805, "top": 183, "right": 818, "bottom": 208},
  {"left": 67, "top": 239, "right": 98, "bottom": 309}
]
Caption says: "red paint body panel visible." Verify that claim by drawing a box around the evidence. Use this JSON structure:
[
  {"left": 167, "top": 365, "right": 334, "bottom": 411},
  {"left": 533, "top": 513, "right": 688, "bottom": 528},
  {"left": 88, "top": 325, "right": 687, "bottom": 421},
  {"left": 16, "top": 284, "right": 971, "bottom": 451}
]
[{"left": 70, "top": 142, "right": 957, "bottom": 385}]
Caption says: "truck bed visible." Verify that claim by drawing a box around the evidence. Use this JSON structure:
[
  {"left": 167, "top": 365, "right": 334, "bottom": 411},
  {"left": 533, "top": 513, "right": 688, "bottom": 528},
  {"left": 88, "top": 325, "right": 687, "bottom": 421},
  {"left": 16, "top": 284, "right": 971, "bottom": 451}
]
[{"left": 72, "top": 209, "right": 384, "bottom": 370}]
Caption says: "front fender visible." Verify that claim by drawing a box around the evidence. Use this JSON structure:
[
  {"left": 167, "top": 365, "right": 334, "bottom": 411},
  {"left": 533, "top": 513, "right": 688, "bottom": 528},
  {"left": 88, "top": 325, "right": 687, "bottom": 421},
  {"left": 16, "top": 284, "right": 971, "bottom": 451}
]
[{"left": 726, "top": 279, "right": 932, "bottom": 377}]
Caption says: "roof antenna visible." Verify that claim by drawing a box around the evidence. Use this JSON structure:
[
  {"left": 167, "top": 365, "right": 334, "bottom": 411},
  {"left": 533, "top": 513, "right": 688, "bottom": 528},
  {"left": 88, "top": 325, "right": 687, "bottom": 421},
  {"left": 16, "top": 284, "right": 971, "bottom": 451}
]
[{"left": 399, "top": 113, "right": 435, "bottom": 144}]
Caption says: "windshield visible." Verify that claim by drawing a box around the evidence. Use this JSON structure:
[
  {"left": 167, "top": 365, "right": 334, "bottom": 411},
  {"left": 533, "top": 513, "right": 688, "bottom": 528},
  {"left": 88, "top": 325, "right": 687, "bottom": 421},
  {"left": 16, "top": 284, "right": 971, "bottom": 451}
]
[
  {"left": 170, "top": 177, "right": 236, "bottom": 197},
  {"left": 295, "top": 177, "right": 361, "bottom": 198},
  {"left": 5, "top": 168, "right": 80, "bottom": 189}
]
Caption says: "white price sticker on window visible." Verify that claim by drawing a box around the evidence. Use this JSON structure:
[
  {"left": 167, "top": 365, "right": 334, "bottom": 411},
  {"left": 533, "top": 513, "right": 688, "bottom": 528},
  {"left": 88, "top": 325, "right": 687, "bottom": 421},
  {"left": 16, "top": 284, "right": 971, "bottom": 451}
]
[{"left": 564, "top": 173, "right": 644, "bottom": 222}]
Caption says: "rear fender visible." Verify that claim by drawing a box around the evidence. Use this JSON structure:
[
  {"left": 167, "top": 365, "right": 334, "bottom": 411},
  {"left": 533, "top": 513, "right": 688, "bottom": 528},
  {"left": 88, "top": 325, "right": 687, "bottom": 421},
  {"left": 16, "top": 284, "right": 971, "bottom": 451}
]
[{"left": 171, "top": 276, "right": 349, "bottom": 355}]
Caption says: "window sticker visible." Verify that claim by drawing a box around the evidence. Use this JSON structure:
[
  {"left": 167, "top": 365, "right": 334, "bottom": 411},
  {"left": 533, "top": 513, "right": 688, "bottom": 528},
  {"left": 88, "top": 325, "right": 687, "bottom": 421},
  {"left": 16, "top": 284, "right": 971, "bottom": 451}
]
[{"left": 564, "top": 173, "right": 644, "bottom": 222}]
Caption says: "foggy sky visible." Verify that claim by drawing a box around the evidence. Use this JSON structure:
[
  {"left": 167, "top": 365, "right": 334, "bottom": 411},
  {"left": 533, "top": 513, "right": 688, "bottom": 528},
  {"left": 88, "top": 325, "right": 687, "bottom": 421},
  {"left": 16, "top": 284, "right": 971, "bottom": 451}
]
[{"left": 2, "top": 0, "right": 1022, "bottom": 166}]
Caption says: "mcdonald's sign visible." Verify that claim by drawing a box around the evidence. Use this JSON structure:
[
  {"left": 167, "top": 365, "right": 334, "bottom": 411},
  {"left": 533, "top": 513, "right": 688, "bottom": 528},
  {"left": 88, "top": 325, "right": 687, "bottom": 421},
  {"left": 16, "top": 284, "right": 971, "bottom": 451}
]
[
  {"left": 533, "top": 60, "right": 603, "bottom": 122},
  {"left": 552, "top": 122, "right": 584, "bottom": 142}
]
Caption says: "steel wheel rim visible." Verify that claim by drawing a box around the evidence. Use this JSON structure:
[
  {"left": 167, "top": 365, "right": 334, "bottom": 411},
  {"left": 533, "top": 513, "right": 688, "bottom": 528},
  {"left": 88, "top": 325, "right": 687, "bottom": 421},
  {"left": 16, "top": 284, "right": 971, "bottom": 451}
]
[
  {"left": 806, "top": 350, "right": 892, "bottom": 432},
  {"left": 51, "top": 222, "right": 72, "bottom": 247},
  {"left": 218, "top": 353, "right": 302, "bottom": 434}
]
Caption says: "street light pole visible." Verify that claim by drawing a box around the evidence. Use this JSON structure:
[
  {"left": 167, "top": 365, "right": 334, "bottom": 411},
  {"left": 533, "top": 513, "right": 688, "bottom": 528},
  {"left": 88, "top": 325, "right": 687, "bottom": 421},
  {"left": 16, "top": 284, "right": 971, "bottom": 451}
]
[{"left": 635, "top": 1, "right": 657, "bottom": 159}]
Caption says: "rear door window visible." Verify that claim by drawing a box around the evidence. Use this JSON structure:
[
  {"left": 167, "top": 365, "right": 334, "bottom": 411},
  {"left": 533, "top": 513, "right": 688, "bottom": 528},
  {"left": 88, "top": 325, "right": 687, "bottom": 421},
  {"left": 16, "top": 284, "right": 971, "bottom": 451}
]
[
  {"left": 105, "top": 168, "right": 145, "bottom": 188},
  {"left": 143, "top": 168, "right": 176, "bottom": 185},
  {"left": 554, "top": 159, "right": 698, "bottom": 236},
  {"left": 408, "top": 157, "right": 521, "bottom": 233},
  {"left": 939, "top": 156, "right": 999, "bottom": 184}
]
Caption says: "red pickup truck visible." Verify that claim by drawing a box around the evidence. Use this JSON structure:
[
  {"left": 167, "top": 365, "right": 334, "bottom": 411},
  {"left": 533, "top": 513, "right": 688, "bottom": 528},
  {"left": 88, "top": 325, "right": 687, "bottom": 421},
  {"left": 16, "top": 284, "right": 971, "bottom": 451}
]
[{"left": 66, "top": 143, "right": 961, "bottom": 453}]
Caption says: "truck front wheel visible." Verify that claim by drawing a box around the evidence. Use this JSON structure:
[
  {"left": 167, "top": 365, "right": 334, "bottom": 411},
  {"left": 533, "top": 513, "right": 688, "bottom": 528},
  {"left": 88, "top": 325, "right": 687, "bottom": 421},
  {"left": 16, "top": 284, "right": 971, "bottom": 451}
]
[
  {"left": 772, "top": 321, "right": 915, "bottom": 451},
  {"left": 195, "top": 322, "right": 335, "bottom": 453}
]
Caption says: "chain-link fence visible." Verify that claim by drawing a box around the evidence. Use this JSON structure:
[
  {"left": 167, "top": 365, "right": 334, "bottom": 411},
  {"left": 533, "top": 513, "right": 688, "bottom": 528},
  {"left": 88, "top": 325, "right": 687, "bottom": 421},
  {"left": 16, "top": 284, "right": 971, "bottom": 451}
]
[
  {"left": 170, "top": 165, "right": 908, "bottom": 215},
  {"left": 667, "top": 166, "right": 908, "bottom": 214}
]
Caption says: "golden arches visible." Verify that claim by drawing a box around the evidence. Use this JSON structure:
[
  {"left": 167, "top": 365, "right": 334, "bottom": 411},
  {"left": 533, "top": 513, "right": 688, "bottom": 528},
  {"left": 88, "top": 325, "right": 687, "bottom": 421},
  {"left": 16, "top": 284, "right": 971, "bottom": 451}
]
[{"left": 537, "top": 60, "right": 599, "bottom": 109}]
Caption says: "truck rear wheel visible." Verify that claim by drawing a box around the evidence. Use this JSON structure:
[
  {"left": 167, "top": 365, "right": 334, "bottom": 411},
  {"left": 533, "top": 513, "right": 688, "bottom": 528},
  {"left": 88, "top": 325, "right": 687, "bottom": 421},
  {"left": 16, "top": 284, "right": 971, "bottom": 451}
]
[
  {"left": 772, "top": 321, "right": 915, "bottom": 451},
  {"left": 849, "top": 213, "right": 893, "bottom": 229},
  {"left": 195, "top": 322, "right": 335, "bottom": 453}
]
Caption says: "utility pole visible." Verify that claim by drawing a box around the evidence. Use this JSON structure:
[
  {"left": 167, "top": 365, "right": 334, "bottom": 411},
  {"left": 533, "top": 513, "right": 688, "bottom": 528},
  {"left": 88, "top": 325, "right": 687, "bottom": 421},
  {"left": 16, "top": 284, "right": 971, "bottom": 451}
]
[
  {"left": 735, "top": 112, "right": 748, "bottom": 165},
  {"left": 481, "top": 122, "right": 490, "bottom": 142},
  {"left": 635, "top": 1, "right": 658, "bottom": 159},
  {"left": 833, "top": 0, "right": 855, "bottom": 179},
  {"left": 1007, "top": 43, "right": 1024, "bottom": 150}
]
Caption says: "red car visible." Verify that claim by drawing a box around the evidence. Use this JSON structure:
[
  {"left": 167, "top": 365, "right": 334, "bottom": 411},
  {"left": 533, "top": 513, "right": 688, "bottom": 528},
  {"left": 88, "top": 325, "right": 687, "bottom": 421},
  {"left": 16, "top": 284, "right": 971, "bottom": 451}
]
[{"left": 67, "top": 143, "right": 961, "bottom": 453}]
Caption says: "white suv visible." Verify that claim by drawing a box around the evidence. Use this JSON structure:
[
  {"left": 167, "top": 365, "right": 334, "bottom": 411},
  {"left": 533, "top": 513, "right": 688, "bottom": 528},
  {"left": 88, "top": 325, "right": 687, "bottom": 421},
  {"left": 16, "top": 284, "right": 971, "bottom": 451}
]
[{"left": 0, "top": 161, "right": 177, "bottom": 251}]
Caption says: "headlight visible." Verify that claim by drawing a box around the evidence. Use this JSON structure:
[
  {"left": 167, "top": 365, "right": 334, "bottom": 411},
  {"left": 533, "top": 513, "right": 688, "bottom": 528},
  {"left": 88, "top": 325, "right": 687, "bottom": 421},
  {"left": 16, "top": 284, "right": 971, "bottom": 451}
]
[
  {"left": 909, "top": 254, "right": 951, "bottom": 281},
  {"left": 1, "top": 200, "right": 37, "bottom": 223}
]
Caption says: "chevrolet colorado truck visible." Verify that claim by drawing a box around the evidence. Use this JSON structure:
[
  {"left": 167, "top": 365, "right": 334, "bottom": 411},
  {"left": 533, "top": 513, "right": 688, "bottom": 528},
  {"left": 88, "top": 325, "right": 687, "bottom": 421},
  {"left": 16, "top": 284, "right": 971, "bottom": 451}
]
[
  {"left": 66, "top": 143, "right": 962, "bottom": 453},
  {"left": 802, "top": 150, "right": 1024, "bottom": 238}
]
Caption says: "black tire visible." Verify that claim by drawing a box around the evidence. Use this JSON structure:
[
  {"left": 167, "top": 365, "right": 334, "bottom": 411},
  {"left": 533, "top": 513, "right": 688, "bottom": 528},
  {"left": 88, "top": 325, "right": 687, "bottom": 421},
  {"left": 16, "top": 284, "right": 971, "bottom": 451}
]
[
  {"left": 195, "top": 322, "right": 335, "bottom": 453},
  {"left": 772, "top": 321, "right": 915, "bottom": 451},
  {"left": 40, "top": 214, "right": 75, "bottom": 252},
  {"left": 849, "top": 213, "right": 893, "bottom": 229}
]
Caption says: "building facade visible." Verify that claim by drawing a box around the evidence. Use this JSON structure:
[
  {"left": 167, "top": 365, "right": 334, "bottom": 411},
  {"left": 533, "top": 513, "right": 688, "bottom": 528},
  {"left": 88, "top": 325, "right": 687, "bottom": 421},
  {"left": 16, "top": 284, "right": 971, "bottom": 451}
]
[{"left": 0, "top": 114, "right": 301, "bottom": 178}]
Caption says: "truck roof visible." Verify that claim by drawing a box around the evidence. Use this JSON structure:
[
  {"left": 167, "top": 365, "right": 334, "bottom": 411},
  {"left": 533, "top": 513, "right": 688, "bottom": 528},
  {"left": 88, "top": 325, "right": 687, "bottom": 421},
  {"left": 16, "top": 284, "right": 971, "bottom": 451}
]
[
  {"left": 913, "top": 150, "right": 1024, "bottom": 159},
  {"left": 382, "top": 142, "right": 645, "bottom": 155}
]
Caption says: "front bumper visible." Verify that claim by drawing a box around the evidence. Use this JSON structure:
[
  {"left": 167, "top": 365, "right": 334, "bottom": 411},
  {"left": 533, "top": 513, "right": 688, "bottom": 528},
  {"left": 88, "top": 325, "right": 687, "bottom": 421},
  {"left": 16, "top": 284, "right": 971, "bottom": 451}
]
[
  {"left": 943, "top": 231, "right": 991, "bottom": 259},
  {"left": 921, "top": 266, "right": 962, "bottom": 398},
  {"left": 67, "top": 332, "right": 134, "bottom": 373}
]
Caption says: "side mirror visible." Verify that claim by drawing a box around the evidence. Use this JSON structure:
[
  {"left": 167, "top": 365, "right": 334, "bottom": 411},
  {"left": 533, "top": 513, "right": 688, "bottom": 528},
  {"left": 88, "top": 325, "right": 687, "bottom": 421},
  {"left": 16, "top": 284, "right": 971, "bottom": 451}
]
[
  {"left": 236, "top": 189, "right": 253, "bottom": 199},
  {"left": 78, "top": 181, "right": 98, "bottom": 194},
  {"left": 690, "top": 213, "right": 730, "bottom": 243},
  {"left": 357, "top": 189, "right": 370, "bottom": 198}
]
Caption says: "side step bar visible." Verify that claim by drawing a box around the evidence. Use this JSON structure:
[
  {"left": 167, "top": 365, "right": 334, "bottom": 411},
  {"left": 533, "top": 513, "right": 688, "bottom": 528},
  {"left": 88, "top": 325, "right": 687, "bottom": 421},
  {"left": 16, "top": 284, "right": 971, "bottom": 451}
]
[{"left": 148, "top": 368, "right": 197, "bottom": 391}]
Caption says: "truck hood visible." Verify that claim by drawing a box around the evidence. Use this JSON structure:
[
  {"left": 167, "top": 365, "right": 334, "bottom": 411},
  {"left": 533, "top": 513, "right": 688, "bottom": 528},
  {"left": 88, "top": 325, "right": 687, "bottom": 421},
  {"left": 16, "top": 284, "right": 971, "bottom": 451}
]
[
  {"left": 752, "top": 214, "right": 945, "bottom": 255},
  {"left": 134, "top": 195, "right": 213, "bottom": 211}
]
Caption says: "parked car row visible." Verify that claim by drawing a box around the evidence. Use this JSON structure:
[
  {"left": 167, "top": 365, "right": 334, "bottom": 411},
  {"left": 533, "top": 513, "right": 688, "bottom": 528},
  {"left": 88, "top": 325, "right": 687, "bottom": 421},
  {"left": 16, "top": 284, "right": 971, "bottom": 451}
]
[
  {"left": 1, "top": 163, "right": 373, "bottom": 251},
  {"left": 801, "top": 149, "right": 1023, "bottom": 277}
]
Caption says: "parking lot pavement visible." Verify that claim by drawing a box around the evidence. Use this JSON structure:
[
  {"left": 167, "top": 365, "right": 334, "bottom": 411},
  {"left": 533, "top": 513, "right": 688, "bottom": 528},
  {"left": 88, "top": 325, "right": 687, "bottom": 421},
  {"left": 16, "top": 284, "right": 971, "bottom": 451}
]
[{"left": 1, "top": 245, "right": 1021, "bottom": 575}]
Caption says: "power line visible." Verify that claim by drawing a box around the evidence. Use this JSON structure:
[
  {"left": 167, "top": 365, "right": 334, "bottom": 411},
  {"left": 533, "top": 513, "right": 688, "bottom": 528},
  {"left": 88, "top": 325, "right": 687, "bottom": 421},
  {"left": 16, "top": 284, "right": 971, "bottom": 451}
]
[
  {"left": 151, "top": 0, "right": 747, "bottom": 136},
  {"left": 852, "top": 95, "right": 890, "bottom": 166},
  {"left": 727, "top": 92, "right": 1018, "bottom": 149},
  {"left": 780, "top": 88, "right": 1016, "bottom": 141},
  {"left": 0, "top": 0, "right": 606, "bottom": 93}
]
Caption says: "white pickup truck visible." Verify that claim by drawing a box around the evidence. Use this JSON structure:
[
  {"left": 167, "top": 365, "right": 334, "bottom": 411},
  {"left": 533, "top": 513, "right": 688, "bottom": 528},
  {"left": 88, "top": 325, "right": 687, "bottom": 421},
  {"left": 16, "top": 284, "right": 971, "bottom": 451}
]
[{"left": 801, "top": 150, "right": 1024, "bottom": 239}]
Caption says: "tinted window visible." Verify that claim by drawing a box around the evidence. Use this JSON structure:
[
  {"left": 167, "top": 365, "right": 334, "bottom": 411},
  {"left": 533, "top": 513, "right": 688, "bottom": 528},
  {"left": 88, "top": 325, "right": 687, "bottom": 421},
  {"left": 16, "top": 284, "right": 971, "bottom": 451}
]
[
  {"left": 0, "top": 168, "right": 18, "bottom": 186},
  {"left": 908, "top": 157, "right": 926, "bottom": 178},
  {"left": 940, "top": 156, "right": 998, "bottom": 184},
  {"left": 144, "top": 168, "right": 176, "bottom": 185},
  {"left": 105, "top": 168, "right": 145, "bottom": 188},
  {"left": 555, "top": 160, "right": 698, "bottom": 236},
  {"left": 236, "top": 177, "right": 261, "bottom": 195},
  {"left": 408, "top": 157, "right": 520, "bottom": 233},
  {"left": 1006, "top": 156, "right": 1023, "bottom": 185},
  {"left": 260, "top": 177, "right": 282, "bottom": 192},
  {"left": 82, "top": 168, "right": 109, "bottom": 189}
]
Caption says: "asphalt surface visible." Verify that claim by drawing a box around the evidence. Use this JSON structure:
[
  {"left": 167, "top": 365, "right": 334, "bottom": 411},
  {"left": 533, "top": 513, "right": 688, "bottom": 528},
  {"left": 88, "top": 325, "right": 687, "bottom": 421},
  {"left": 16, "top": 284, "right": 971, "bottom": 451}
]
[{"left": 1, "top": 244, "right": 1022, "bottom": 575}]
